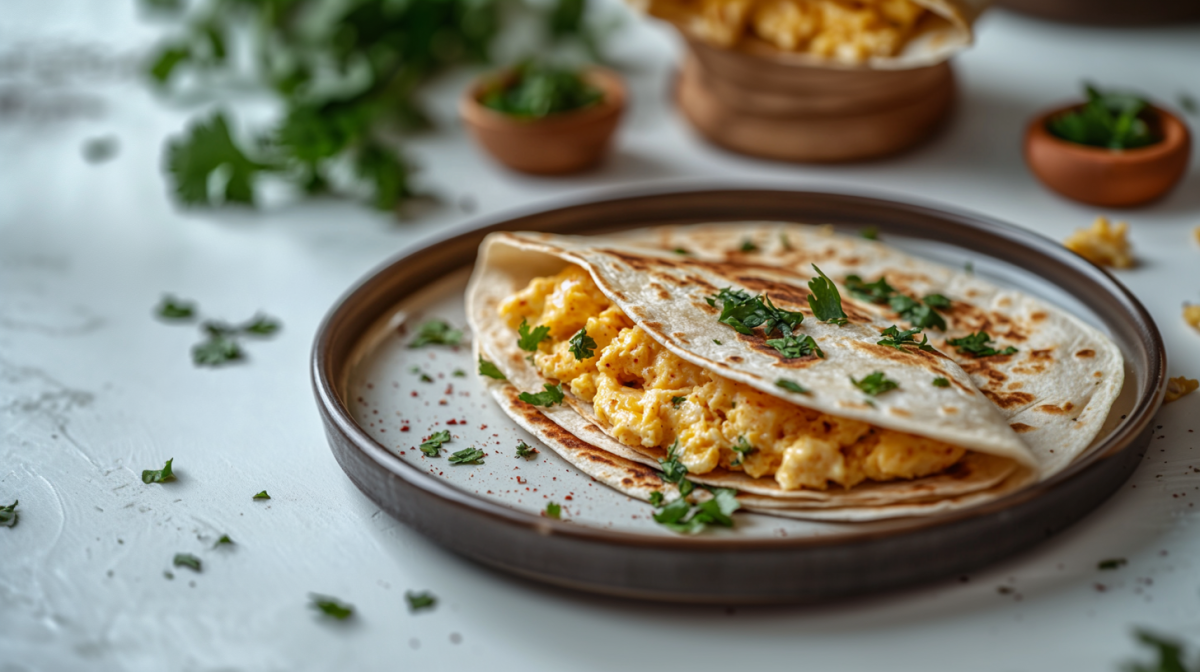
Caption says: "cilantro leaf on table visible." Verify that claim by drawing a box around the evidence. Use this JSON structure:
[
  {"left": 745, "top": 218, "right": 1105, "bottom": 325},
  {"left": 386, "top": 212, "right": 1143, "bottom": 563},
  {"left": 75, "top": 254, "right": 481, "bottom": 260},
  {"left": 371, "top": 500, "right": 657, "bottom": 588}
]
[
  {"left": 765, "top": 332, "right": 823, "bottom": 359},
  {"left": 405, "top": 591, "right": 437, "bottom": 612},
  {"left": 419, "top": 430, "right": 452, "bottom": 457},
  {"left": 253, "top": 490, "right": 270, "bottom": 500},
  {"left": 947, "top": 332, "right": 1018, "bottom": 358},
  {"left": 1125, "top": 630, "right": 1191, "bottom": 672},
  {"left": 1098, "top": 558, "right": 1127, "bottom": 570},
  {"left": 0, "top": 500, "right": 18, "bottom": 528},
  {"left": 545, "top": 502, "right": 562, "bottom": 519},
  {"left": 776, "top": 379, "right": 808, "bottom": 394},
  {"left": 156, "top": 295, "right": 196, "bottom": 320},
  {"left": 167, "top": 112, "right": 274, "bottom": 207},
  {"left": 515, "top": 442, "right": 538, "bottom": 459},
  {"left": 142, "top": 458, "right": 176, "bottom": 484},
  {"left": 309, "top": 594, "right": 354, "bottom": 620},
  {"left": 877, "top": 325, "right": 934, "bottom": 352},
  {"left": 932, "top": 377, "right": 950, "bottom": 388},
  {"left": 568, "top": 328, "right": 597, "bottom": 360},
  {"left": 408, "top": 320, "right": 463, "bottom": 348},
  {"left": 807, "top": 265, "right": 848, "bottom": 325},
  {"left": 851, "top": 372, "right": 899, "bottom": 396},
  {"left": 518, "top": 384, "right": 563, "bottom": 407},
  {"left": 173, "top": 553, "right": 202, "bottom": 572},
  {"left": 478, "top": 357, "right": 507, "bottom": 380},
  {"left": 516, "top": 319, "right": 551, "bottom": 352},
  {"left": 240, "top": 313, "right": 281, "bottom": 336},
  {"left": 192, "top": 333, "right": 244, "bottom": 366},
  {"left": 214, "top": 534, "right": 234, "bottom": 547},
  {"left": 448, "top": 447, "right": 485, "bottom": 465},
  {"left": 452, "top": 369, "right": 466, "bottom": 377}
]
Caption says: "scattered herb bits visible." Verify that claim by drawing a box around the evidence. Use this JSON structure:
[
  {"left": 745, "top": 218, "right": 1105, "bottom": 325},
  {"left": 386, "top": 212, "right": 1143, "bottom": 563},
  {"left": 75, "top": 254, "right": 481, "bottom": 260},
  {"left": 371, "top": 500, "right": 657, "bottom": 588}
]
[
  {"left": 156, "top": 295, "right": 196, "bottom": 320},
  {"left": 568, "top": 328, "right": 597, "bottom": 360},
  {"left": 214, "top": 535, "right": 234, "bottom": 547},
  {"left": 173, "top": 553, "right": 202, "bottom": 572},
  {"left": 545, "top": 502, "right": 562, "bottom": 519},
  {"left": 671, "top": 396, "right": 687, "bottom": 409},
  {"left": 478, "top": 357, "right": 506, "bottom": 380},
  {"left": 448, "top": 447, "right": 485, "bottom": 465},
  {"left": 142, "top": 458, "right": 176, "bottom": 484},
  {"left": 932, "top": 377, "right": 950, "bottom": 388},
  {"left": 730, "top": 436, "right": 755, "bottom": 466},
  {"left": 807, "top": 265, "right": 848, "bottom": 326},
  {"left": 947, "top": 331, "right": 1018, "bottom": 358},
  {"left": 860, "top": 226, "right": 879, "bottom": 240},
  {"left": 765, "top": 332, "right": 823, "bottom": 359},
  {"left": 452, "top": 368, "right": 466, "bottom": 377},
  {"left": 515, "top": 442, "right": 538, "bottom": 459},
  {"left": 192, "top": 334, "right": 244, "bottom": 367},
  {"left": 408, "top": 320, "right": 463, "bottom": 348},
  {"left": 851, "top": 372, "right": 899, "bottom": 397},
  {"left": 405, "top": 591, "right": 437, "bottom": 612},
  {"left": 876, "top": 325, "right": 933, "bottom": 352},
  {"left": 1098, "top": 558, "right": 1127, "bottom": 570},
  {"left": 253, "top": 490, "right": 270, "bottom": 500},
  {"left": 0, "top": 500, "right": 17, "bottom": 528},
  {"left": 739, "top": 238, "right": 758, "bottom": 252},
  {"left": 775, "top": 379, "right": 808, "bottom": 394},
  {"left": 653, "top": 488, "right": 740, "bottom": 535},
  {"left": 518, "top": 383, "right": 564, "bottom": 407},
  {"left": 516, "top": 319, "right": 551, "bottom": 352},
  {"left": 648, "top": 491, "right": 664, "bottom": 507},
  {"left": 309, "top": 594, "right": 354, "bottom": 620},
  {"left": 419, "top": 430, "right": 452, "bottom": 457}
]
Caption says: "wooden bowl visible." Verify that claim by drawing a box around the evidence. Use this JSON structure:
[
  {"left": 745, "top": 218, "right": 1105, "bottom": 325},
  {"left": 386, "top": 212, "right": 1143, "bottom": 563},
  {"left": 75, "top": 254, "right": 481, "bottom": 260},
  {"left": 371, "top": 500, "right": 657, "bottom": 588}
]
[
  {"left": 675, "top": 37, "right": 956, "bottom": 163},
  {"left": 1024, "top": 103, "right": 1191, "bottom": 208},
  {"left": 995, "top": 0, "right": 1200, "bottom": 25},
  {"left": 460, "top": 67, "right": 625, "bottom": 175}
]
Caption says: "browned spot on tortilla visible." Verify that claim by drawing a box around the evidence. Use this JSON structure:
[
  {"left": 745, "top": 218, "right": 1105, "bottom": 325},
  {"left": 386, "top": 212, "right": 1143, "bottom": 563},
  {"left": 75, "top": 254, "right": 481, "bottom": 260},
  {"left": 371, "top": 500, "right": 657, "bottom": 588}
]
[
  {"left": 611, "top": 290, "right": 627, "bottom": 301},
  {"left": 671, "top": 331, "right": 691, "bottom": 345},
  {"left": 1030, "top": 311, "right": 1047, "bottom": 322},
  {"left": 1010, "top": 423, "right": 1037, "bottom": 433},
  {"left": 1093, "top": 371, "right": 1102, "bottom": 378},
  {"left": 1006, "top": 381, "right": 1025, "bottom": 390},
  {"left": 1036, "top": 401, "right": 1075, "bottom": 415},
  {"left": 852, "top": 341, "right": 946, "bottom": 369},
  {"left": 941, "top": 406, "right": 959, "bottom": 414},
  {"left": 1030, "top": 348, "right": 1054, "bottom": 360},
  {"left": 628, "top": 306, "right": 647, "bottom": 319},
  {"left": 997, "top": 297, "right": 1012, "bottom": 307},
  {"left": 728, "top": 355, "right": 744, "bottom": 363},
  {"left": 982, "top": 389, "right": 1035, "bottom": 409},
  {"left": 1076, "top": 349, "right": 1095, "bottom": 358},
  {"left": 888, "top": 408, "right": 912, "bottom": 417},
  {"left": 656, "top": 289, "right": 670, "bottom": 300},
  {"left": 642, "top": 320, "right": 663, "bottom": 332},
  {"left": 734, "top": 276, "right": 812, "bottom": 310}
]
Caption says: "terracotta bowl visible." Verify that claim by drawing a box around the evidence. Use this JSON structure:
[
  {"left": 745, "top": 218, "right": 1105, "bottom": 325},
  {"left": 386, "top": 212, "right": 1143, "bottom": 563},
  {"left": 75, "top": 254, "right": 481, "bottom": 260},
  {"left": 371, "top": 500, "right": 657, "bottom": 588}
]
[
  {"left": 1024, "top": 103, "right": 1191, "bottom": 208},
  {"left": 460, "top": 67, "right": 625, "bottom": 175},
  {"left": 676, "top": 36, "right": 956, "bottom": 163}
]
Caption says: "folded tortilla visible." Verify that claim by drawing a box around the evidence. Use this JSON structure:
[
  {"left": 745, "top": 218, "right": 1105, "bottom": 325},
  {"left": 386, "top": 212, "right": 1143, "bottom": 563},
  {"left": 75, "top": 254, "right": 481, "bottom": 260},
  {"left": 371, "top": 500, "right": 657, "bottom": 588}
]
[{"left": 465, "top": 224, "right": 1123, "bottom": 521}]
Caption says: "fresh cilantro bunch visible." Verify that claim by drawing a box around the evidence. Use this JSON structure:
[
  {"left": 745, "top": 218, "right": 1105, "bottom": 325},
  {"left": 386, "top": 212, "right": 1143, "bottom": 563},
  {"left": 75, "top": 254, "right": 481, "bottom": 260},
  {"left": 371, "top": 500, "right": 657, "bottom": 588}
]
[
  {"left": 480, "top": 61, "right": 603, "bottom": 118},
  {"left": 1049, "top": 83, "right": 1161, "bottom": 150}
]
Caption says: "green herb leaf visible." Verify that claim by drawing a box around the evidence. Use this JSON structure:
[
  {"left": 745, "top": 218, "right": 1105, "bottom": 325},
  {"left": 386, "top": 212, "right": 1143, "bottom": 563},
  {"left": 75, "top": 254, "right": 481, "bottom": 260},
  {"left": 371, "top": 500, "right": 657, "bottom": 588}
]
[
  {"left": 156, "top": 295, "right": 196, "bottom": 320},
  {"left": 923, "top": 293, "right": 952, "bottom": 309},
  {"left": 780, "top": 232, "right": 793, "bottom": 251},
  {"left": 673, "top": 248, "right": 690, "bottom": 255},
  {"left": 192, "top": 334, "right": 243, "bottom": 366},
  {"left": 0, "top": 500, "right": 17, "bottom": 528},
  {"left": 405, "top": 591, "right": 437, "bottom": 612},
  {"left": 419, "top": 430, "right": 452, "bottom": 457},
  {"left": 568, "top": 328, "right": 597, "bottom": 360},
  {"left": 844, "top": 274, "right": 896, "bottom": 304},
  {"left": 478, "top": 357, "right": 507, "bottom": 380},
  {"left": 653, "top": 487, "right": 740, "bottom": 534},
  {"left": 545, "top": 502, "right": 562, "bottom": 519},
  {"left": 309, "top": 594, "right": 353, "bottom": 620},
  {"left": 713, "top": 339, "right": 722, "bottom": 345},
  {"left": 1098, "top": 558, "right": 1127, "bottom": 570},
  {"left": 932, "top": 377, "right": 950, "bottom": 388},
  {"left": 173, "top": 553, "right": 202, "bottom": 572},
  {"left": 253, "top": 490, "right": 270, "bottom": 500},
  {"left": 409, "top": 320, "right": 463, "bottom": 348},
  {"left": 214, "top": 534, "right": 233, "bottom": 547},
  {"left": 964, "top": 261, "right": 974, "bottom": 274},
  {"left": 148, "top": 45, "right": 190, "bottom": 85},
  {"left": 240, "top": 313, "right": 281, "bottom": 336},
  {"left": 947, "top": 331, "right": 1018, "bottom": 358},
  {"left": 480, "top": 62, "right": 603, "bottom": 119},
  {"left": 518, "top": 384, "right": 564, "bottom": 407},
  {"left": 877, "top": 325, "right": 934, "bottom": 352},
  {"left": 516, "top": 319, "right": 551, "bottom": 352},
  {"left": 851, "top": 372, "right": 899, "bottom": 396},
  {"left": 889, "top": 295, "right": 947, "bottom": 331},
  {"left": 652, "top": 496, "right": 695, "bottom": 531},
  {"left": 452, "top": 368, "right": 466, "bottom": 378},
  {"left": 658, "top": 440, "right": 690, "bottom": 485},
  {"left": 707, "top": 288, "right": 804, "bottom": 337},
  {"left": 860, "top": 226, "right": 879, "bottom": 240},
  {"left": 1127, "top": 630, "right": 1189, "bottom": 672},
  {"left": 775, "top": 379, "right": 808, "bottom": 394},
  {"left": 419, "top": 373, "right": 433, "bottom": 383},
  {"left": 807, "top": 265, "right": 848, "bottom": 325},
  {"left": 515, "top": 441, "right": 538, "bottom": 459},
  {"left": 730, "top": 436, "right": 755, "bottom": 466},
  {"left": 1048, "top": 83, "right": 1159, "bottom": 150},
  {"left": 448, "top": 447, "right": 485, "bottom": 465},
  {"left": 765, "top": 332, "right": 824, "bottom": 359},
  {"left": 739, "top": 238, "right": 758, "bottom": 252},
  {"left": 166, "top": 112, "right": 273, "bottom": 207},
  {"left": 142, "top": 459, "right": 176, "bottom": 484},
  {"left": 671, "top": 396, "right": 687, "bottom": 409},
  {"left": 648, "top": 491, "right": 665, "bottom": 507}
]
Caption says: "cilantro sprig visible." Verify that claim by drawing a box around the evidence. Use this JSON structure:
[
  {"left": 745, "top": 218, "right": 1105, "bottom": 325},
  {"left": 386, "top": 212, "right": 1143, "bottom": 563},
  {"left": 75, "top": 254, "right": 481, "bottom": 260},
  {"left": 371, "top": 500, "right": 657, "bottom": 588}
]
[
  {"left": 651, "top": 487, "right": 740, "bottom": 535},
  {"left": 852, "top": 372, "right": 899, "bottom": 396},
  {"left": 516, "top": 319, "right": 551, "bottom": 353},
  {"left": 545, "top": 502, "right": 562, "bottom": 519},
  {"left": 845, "top": 275, "right": 896, "bottom": 304},
  {"left": 515, "top": 442, "right": 538, "bottom": 459},
  {"left": 173, "top": 553, "right": 202, "bottom": 572},
  {"left": 946, "top": 332, "right": 1018, "bottom": 358},
  {"left": 764, "top": 332, "right": 824, "bottom": 359},
  {"left": 309, "top": 594, "right": 354, "bottom": 620},
  {"left": 568, "top": 328, "right": 597, "bottom": 360},
  {"left": 518, "top": 384, "right": 564, "bottom": 407},
  {"left": 142, "top": 458, "right": 176, "bottom": 484},
  {"left": 0, "top": 500, "right": 18, "bottom": 528},
  {"left": 419, "top": 430, "right": 452, "bottom": 457},
  {"left": 409, "top": 320, "right": 463, "bottom": 348},
  {"left": 156, "top": 294, "right": 196, "bottom": 320},
  {"left": 478, "top": 357, "right": 506, "bottom": 380},
  {"left": 706, "top": 288, "right": 804, "bottom": 337},
  {"left": 877, "top": 325, "right": 934, "bottom": 352},
  {"left": 1048, "top": 83, "right": 1160, "bottom": 150},
  {"left": 889, "top": 295, "right": 947, "bottom": 331},
  {"left": 448, "top": 447, "right": 485, "bottom": 465},
  {"left": 406, "top": 591, "right": 437, "bottom": 612},
  {"left": 807, "top": 265, "right": 848, "bottom": 326}
]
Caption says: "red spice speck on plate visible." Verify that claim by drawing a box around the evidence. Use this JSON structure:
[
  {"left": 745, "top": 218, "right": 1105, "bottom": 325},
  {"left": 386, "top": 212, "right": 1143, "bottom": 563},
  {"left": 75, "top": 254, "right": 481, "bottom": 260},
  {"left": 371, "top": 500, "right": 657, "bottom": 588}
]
[{"left": 447, "top": 419, "right": 458, "bottom": 425}]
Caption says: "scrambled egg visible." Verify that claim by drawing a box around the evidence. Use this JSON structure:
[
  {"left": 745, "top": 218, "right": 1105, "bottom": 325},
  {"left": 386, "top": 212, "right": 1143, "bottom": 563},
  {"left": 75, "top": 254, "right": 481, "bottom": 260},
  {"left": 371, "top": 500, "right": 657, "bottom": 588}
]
[
  {"left": 1186, "top": 304, "right": 1200, "bottom": 332},
  {"left": 499, "top": 265, "right": 965, "bottom": 491},
  {"left": 1064, "top": 216, "right": 1135, "bottom": 269},
  {"left": 1166, "top": 376, "right": 1199, "bottom": 403},
  {"left": 652, "top": 0, "right": 927, "bottom": 63}
]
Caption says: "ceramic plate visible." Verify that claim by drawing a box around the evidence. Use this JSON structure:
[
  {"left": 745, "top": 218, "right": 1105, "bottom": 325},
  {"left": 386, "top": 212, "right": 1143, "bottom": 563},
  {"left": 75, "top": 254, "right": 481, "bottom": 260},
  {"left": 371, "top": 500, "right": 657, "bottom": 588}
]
[{"left": 312, "top": 188, "right": 1165, "bottom": 603}]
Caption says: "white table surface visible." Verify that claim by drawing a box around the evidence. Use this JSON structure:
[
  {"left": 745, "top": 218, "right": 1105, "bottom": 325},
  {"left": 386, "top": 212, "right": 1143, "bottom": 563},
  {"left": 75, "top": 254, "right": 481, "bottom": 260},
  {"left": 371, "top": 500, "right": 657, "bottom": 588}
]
[{"left": 3, "top": 2, "right": 1200, "bottom": 670}]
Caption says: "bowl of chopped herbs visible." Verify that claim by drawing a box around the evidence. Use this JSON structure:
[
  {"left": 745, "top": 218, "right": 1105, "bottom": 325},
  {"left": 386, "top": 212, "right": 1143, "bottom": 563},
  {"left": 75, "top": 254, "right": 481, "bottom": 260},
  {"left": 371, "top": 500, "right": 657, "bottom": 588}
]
[
  {"left": 1025, "top": 83, "right": 1191, "bottom": 207},
  {"left": 460, "top": 62, "right": 625, "bottom": 174}
]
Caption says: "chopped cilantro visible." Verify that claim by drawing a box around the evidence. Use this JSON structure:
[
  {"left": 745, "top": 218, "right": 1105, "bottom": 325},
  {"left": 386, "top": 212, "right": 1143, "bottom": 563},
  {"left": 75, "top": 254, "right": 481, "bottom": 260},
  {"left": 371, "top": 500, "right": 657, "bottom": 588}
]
[
  {"left": 673, "top": 248, "right": 690, "bottom": 255},
  {"left": 253, "top": 490, "right": 270, "bottom": 500},
  {"left": 192, "top": 333, "right": 243, "bottom": 366},
  {"left": 932, "top": 377, "right": 950, "bottom": 388},
  {"left": 877, "top": 325, "right": 934, "bottom": 352},
  {"left": 515, "top": 441, "right": 538, "bottom": 459},
  {"left": 654, "top": 487, "right": 740, "bottom": 534},
  {"left": 237, "top": 313, "right": 281, "bottom": 336},
  {"left": 419, "top": 373, "right": 433, "bottom": 383},
  {"left": 776, "top": 379, "right": 808, "bottom": 394},
  {"left": 405, "top": 591, "right": 437, "bottom": 612},
  {"left": 889, "top": 295, "right": 947, "bottom": 331},
  {"left": 852, "top": 371, "right": 899, "bottom": 396},
  {"left": 923, "top": 293, "right": 952, "bottom": 309},
  {"left": 1098, "top": 558, "right": 1127, "bottom": 570},
  {"left": 545, "top": 502, "right": 562, "bottom": 519},
  {"left": 516, "top": 319, "right": 551, "bottom": 352},
  {"left": 648, "top": 491, "right": 665, "bottom": 507},
  {"left": 658, "top": 440, "right": 691, "bottom": 488},
  {"left": 1126, "top": 630, "right": 1189, "bottom": 672},
  {"left": 478, "top": 357, "right": 507, "bottom": 380},
  {"left": 730, "top": 436, "right": 755, "bottom": 466},
  {"left": 518, "top": 383, "right": 564, "bottom": 407},
  {"left": 713, "top": 339, "right": 722, "bottom": 345},
  {"left": 807, "top": 265, "right": 848, "bottom": 325},
  {"left": 1048, "top": 84, "right": 1159, "bottom": 150},
  {"left": 0, "top": 500, "right": 17, "bottom": 528},
  {"left": 142, "top": 458, "right": 176, "bottom": 484},
  {"left": 844, "top": 274, "right": 896, "bottom": 304},
  {"left": 780, "top": 232, "right": 793, "bottom": 251},
  {"left": 964, "top": 261, "right": 974, "bottom": 274},
  {"left": 739, "top": 238, "right": 758, "bottom": 252},
  {"left": 408, "top": 320, "right": 463, "bottom": 348},
  {"left": 452, "top": 368, "right": 466, "bottom": 377},
  {"left": 568, "top": 328, "right": 597, "bottom": 360},
  {"left": 448, "top": 447, "right": 485, "bottom": 465},
  {"left": 706, "top": 288, "right": 804, "bottom": 338},
  {"left": 214, "top": 534, "right": 233, "bottom": 547},
  {"left": 861, "top": 226, "right": 879, "bottom": 240},
  {"left": 156, "top": 294, "right": 196, "bottom": 320},
  {"left": 947, "top": 331, "right": 1018, "bottom": 357},
  {"left": 309, "top": 594, "right": 353, "bottom": 620},
  {"left": 765, "top": 332, "right": 824, "bottom": 359},
  {"left": 671, "top": 396, "right": 687, "bottom": 409},
  {"left": 419, "top": 430, "right": 452, "bottom": 457},
  {"left": 173, "top": 553, "right": 202, "bottom": 572}
]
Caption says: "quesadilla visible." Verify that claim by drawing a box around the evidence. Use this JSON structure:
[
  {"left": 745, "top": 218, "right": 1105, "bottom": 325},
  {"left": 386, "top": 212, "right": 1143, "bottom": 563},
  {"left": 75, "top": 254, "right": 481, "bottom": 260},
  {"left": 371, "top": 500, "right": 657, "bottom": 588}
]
[{"left": 465, "top": 223, "right": 1124, "bottom": 523}]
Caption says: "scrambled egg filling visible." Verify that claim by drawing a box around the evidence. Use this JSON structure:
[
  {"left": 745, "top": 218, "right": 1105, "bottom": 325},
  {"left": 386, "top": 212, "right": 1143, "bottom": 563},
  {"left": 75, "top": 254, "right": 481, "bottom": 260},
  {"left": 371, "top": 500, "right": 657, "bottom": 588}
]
[
  {"left": 1185, "top": 304, "right": 1200, "bottom": 333},
  {"left": 499, "top": 265, "right": 965, "bottom": 491},
  {"left": 1064, "top": 216, "right": 1135, "bottom": 269},
  {"left": 1166, "top": 376, "right": 1199, "bottom": 403},
  {"left": 656, "top": 0, "right": 927, "bottom": 63}
]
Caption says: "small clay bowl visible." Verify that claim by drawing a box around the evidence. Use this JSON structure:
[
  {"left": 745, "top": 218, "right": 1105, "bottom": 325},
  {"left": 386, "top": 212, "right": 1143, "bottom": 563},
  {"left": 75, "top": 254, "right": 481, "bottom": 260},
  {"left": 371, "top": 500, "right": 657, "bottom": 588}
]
[
  {"left": 1024, "top": 103, "right": 1191, "bottom": 207},
  {"left": 460, "top": 67, "right": 625, "bottom": 175}
]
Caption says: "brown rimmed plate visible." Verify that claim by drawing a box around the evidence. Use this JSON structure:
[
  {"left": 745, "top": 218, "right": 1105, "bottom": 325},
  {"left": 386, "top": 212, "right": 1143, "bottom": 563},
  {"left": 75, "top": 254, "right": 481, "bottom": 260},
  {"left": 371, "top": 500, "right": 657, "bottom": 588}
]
[{"left": 311, "top": 188, "right": 1164, "bottom": 604}]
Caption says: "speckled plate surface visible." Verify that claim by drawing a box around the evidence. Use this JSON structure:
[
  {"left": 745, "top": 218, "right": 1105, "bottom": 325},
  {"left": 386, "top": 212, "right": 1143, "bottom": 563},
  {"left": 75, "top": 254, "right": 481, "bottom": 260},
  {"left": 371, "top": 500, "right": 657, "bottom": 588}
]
[{"left": 312, "top": 188, "right": 1164, "bottom": 603}]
